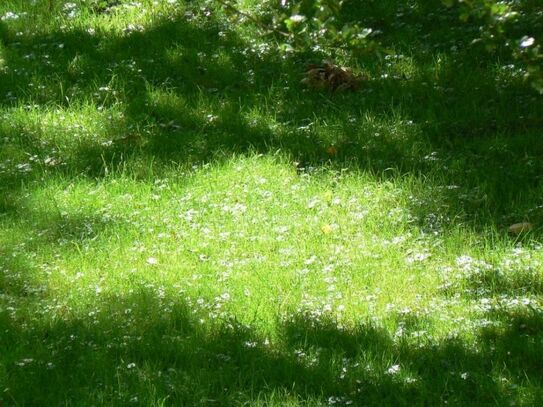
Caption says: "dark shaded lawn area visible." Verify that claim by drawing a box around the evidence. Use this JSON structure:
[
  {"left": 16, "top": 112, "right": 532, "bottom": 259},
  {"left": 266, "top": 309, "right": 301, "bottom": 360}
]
[{"left": 2, "top": 287, "right": 542, "bottom": 405}]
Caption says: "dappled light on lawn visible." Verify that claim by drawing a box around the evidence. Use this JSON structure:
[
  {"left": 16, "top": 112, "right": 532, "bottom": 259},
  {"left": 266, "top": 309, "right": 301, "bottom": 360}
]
[{"left": 0, "top": 0, "right": 542, "bottom": 405}]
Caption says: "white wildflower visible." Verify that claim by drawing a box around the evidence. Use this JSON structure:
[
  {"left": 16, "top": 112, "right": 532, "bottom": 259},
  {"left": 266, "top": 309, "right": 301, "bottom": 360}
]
[{"left": 386, "top": 364, "right": 401, "bottom": 375}]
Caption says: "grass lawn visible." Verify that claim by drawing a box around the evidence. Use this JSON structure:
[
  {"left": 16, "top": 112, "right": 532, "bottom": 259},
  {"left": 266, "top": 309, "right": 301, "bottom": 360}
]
[{"left": 1, "top": 0, "right": 543, "bottom": 405}]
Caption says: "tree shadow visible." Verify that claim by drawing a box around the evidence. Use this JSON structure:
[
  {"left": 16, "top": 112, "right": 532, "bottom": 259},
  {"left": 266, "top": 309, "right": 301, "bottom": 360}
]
[
  {"left": 2, "top": 287, "right": 542, "bottom": 405},
  {"left": 0, "top": 3, "right": 541, "bottom": 236},
  {"left": 0, "top": 208, "right": 125, "bottom": 301},
  {"left": 466, "top": 268, "right": 543, "bottom": 298}
]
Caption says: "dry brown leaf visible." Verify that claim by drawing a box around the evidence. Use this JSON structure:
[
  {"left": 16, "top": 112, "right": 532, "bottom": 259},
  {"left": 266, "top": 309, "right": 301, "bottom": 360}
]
[
  {"left": 326, "top": 145, "right": 338, "bottom": 155},
  {"left": 301, "top": 60, "right": 363, "bottom": 92}
]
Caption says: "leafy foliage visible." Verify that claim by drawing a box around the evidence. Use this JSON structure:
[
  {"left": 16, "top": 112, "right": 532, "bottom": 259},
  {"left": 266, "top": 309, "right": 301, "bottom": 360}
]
[
  {"left": 278, "top": 0, "right": 378, "bottom": 55},
  {"left": 217, "top": 0, "right": 542, "bottom": 92},
  {"left": 441, "top": 0, "right": 543, "bottom": 93},
  {"left": 216, "top": 0, "right": 380, "bottom": 58}
]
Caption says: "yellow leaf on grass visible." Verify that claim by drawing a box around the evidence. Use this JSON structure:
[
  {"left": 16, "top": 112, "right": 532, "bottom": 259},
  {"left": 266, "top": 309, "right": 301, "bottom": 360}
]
[{"left": 321, "top": 224, "right": 333, "bottom": 234}]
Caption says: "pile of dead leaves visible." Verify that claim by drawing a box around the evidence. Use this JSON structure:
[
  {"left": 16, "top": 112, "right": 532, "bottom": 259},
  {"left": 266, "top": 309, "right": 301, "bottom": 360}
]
[{"left": 301, "top": 60, "right": 364, "bottom": 92}]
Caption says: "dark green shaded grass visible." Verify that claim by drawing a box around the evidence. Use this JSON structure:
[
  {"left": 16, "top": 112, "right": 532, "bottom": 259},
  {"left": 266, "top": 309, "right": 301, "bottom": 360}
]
[{"left": 2, "top": 288, "right": 542, "bottom": 406}]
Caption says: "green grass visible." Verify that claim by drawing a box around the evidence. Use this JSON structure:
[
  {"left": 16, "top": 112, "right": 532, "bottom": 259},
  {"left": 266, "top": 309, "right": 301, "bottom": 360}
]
[{"left": 1, "top": 0, "right": 543, "bottom": 405}]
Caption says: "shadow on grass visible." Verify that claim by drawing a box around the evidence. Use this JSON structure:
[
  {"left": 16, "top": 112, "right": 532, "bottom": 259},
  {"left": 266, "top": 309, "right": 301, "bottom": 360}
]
[
  {"left": 1, "top": 288, "right": 542, "bottom": 405},
  {"left": 0, "top": 3, "right": 542, "bottom": 235},
  {"left": 0, "top": 209, "right": 126, "bottom": 300},
  {"left": 465, "top": 268, "right": 543, "bottom": 298}
]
